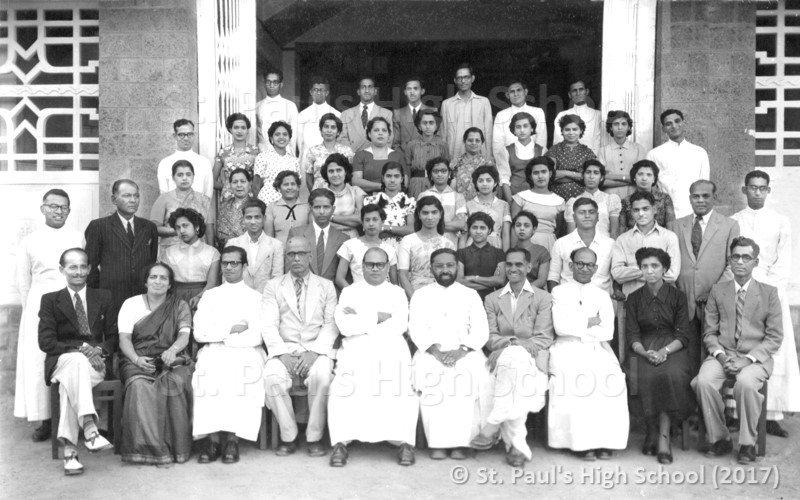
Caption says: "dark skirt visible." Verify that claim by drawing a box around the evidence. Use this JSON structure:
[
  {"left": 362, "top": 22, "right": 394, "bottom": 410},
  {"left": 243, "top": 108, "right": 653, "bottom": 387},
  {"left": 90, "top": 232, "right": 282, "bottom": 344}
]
[
  {"left": 634, "top": 336, "right": 694, "bottom": 419},
  {"left": 173, "top": 281, "right": 205, "bottom": 305}
]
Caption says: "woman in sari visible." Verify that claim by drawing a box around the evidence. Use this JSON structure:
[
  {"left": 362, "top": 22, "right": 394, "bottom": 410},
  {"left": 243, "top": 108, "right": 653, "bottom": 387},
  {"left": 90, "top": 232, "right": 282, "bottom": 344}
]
[
  {"left": 118, "top": 262, "right": 193, "bottom": 466},
  {"left": 321, "top": 153, "right": 366, "bottom": 239},
  {"left": 451, "top": 127, "right": 493, "bottom": 201},
  {"left": 216, "top": 168, "right": 252, "bottom": 247}
]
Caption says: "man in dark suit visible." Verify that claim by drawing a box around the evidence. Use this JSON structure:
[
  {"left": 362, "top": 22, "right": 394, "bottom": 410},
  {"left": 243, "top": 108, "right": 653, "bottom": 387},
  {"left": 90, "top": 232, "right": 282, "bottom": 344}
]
[
  {"left": 288, "top": 188, "right": 348, "bottom": 286},
  {"left": 392, "top": 77, "right": 437, "bottom": 155},
  {"left": 38, "top": 248, "right": 118, "bottom": 475},
  {"left": 85, "top": 179, "right": 158, "bottom": 312},
  {"left": 692, "top": 237, "right": 783, "bottom": 464},
  {"left": 676, "top": 180, "right": 740, "bottom": 371},
  {"left": 338, "top": 77, "right": 393, "bottom": 152}
]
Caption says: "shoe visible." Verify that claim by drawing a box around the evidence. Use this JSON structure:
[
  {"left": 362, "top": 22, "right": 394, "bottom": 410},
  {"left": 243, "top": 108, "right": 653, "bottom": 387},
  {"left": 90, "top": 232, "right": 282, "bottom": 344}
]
[
  {"left": 398, "top": 443, "right": 415, "bottom": 466},
  {"left": 275, "top": 440, "right": 296, "bottom": 457},
  {"left": 580, "top": 450, "right": 596, "bottom": 461},
  {"left": 597, "top": 449, "right": 612, "bottom": 460},
  {"left": 704, "top": 438, "right": 733, "bottom": 458},
  {"left": 329, "top": 443, "right": 348, "bottom": 467},
  {"left": 198, "top": 440, "right": 220, "bottom": 463},
  {"left": 84, "top": 433, "right": 113, "bottom": 453},
  {"left": 642, "top": 434, "right": 658, "bottom": 456},
  {"left": 469, "top": 433, "right": 497, "bottom": 451},
  {"left": 222, "top": 440, "right": 239, "bottom": 464},
  {"left": 737, "top": 445, "right": 756, "bottom": 464},
  {"left": 657, "top": 444, "right": 673, "bottom": 464},
  {"left": 449, "top": 447, "right": 470, "bottom": 460},
  {"left": 429, "top": 448, "right": 447, "bottom": 460},
  {"left": 506, "top": 447, "right": 526, "bottom": 467},
  {"left": 63, "top": 453, "right": 84, "bottom": 476},
  {"left": 766, "top": 421, "right": 789, "bottom": 438},
  {"left": 32, "top": 420, "right": 52, "bottom": 442},
  {"left": 307, "top": 441, "right": 326, "bottom": 457}
]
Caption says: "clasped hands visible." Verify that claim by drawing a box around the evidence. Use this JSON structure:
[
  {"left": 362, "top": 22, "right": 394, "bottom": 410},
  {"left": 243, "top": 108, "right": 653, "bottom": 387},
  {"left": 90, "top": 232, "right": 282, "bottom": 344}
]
[
  {"left": 427, "top": 344, "right": 467, "bottom": 368},
  {"left": 79, "top": 343, "right": 105, "bottom": 372},
  {"left": 718, "top": 355, "right": 752, "bottom": 376},
  {"left": 645, "top": 349, "right": 667, "bottom": 366},
  {"left": 279, "top": 351, "right": 320, "bottom": 380}
]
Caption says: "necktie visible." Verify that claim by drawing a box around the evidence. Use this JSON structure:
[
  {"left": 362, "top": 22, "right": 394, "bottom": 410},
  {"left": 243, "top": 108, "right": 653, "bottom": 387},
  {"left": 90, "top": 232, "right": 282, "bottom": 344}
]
[
  {"left": 361, "top": 104, "right": 369, "bottom": 129},
  {"left": 412, "top": 108, "right": 418, "bottom": 122},
  {"left": 74, "top": 293, "right": 92, "bottom": 338},
  {"left": 316, "top": 230, "right": 325, "bottom": 274},
  {"left": 734, "top": 287, "right": 746, "bottom": 341},
  {"left": 691, "top": 216, "right": 702, "bottom": 258},
  {"left": 127, "top": 220, "right": 134, "bottom": 245},
  {"left": 294, "top": 277, "right": 304, "bottom": 319}
]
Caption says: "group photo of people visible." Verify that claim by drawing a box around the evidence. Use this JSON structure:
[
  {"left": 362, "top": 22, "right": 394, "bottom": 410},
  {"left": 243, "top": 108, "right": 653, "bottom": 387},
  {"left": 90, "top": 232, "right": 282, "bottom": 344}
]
[{"left": 13, "top": 62, "right": 799, "bottom": 479}]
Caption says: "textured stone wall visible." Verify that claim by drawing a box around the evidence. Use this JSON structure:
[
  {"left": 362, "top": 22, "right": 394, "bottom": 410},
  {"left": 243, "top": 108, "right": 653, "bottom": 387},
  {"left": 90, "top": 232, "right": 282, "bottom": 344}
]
[
  {"left": 653, "top": 1, "right": 755, "bottom": 215},
  {"left": 98, "top": 0, "right": 199, "bottom": 216}
]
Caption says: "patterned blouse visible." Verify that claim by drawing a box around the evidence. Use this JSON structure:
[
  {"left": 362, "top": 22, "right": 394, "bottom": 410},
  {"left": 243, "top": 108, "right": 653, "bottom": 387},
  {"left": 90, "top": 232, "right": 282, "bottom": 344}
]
[
  {"left": 215, "top": 143, "right": 259, "bottom": 200},
  {"left": 619, "top": 189, "right": 676, "bottom": 231},
  {"left": 216, "top": 195, "right": 250, "bottom": 243},
  {"left": 302, "top": 142, "right": 355, "bottom": 190},
  {"left": 464, "top": 196, "right": 511, "bottom": 249},
  {"left": 331, "top": 183, "right": 367, "bottom": 238},
  {"left": 363, "top": 191, "right": 416, "bottom": 249},
  {"left": 545, "top": 141, "right": 596, "bottom": 200},
  {"left": 451, "top": 152, "right": 494, "bottom": 201},
  {"left": 254, "top": 149, "right": 299, "bottom": 205},
  {"left": 398, "top": 232, "right": 456, "bottom": 290}
]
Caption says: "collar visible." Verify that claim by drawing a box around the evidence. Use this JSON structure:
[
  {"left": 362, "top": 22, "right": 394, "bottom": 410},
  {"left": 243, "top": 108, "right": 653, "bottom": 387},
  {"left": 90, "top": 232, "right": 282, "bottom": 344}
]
[
  {"left": 455, "top": 91, "right": 474, "bottom": 101},
  {"left": 361, "top": 101, "right": 374, "bottom": 112},
  {"left": 118, "top": 212, "right": 134, "bottom": 230},
  {"left": 179, "top": 238, "right": 203, "bottom": 250},
  {"left": 515, "top": 139, "right": 536, "bottom": 153},
  {"left": 694, "top": 210, "right": 713, "bottom": 224},
  {"left": 499, "top": 280, "right": 534, "bottom": 297},
  {"left": 69, "top": 285, "right": 87, "bottom": 306},
  {"left": 643, "top": 283, "right": 670, "bottom": 303},
  {"left": 735, "top": 279, "right": 752, "bottom": 294},
  {"left": 363, "top": 146, "right": 394, "bottom": 155},
  {"left": 312, "top": 221, "right": 329, "bottom": 238},
  {"left": 290, "top": 271, "right": 312, "bottom": 283},
  {"left": 264, "top": 95, "right": 285, "bottom": 103},
  {"left": 611, "top": 138, "right": 633, "bottom": 150},
  {"left": 567, "top": 229, "right": 600, "bottom": 247},
  {"left": 409, "top": 103, "right": 421, "bottom": 112},
  {"left": 667, "top": 138, "right": 688, "bottom": 147},
  {"left": 248, "top": 231, "right": 266, "bottom": 244},
  {"left": 633, "top": 223, "right": 662, "bottom": 236}
]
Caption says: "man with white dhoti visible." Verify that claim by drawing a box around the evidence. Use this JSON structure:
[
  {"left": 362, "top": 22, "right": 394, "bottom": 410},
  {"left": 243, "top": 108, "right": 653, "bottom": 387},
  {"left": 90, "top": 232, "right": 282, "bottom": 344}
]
[
  {"left": 548, "top": 247, "right": 629, "bottom": 460},
  {"left": 409, "top": 248, "right": 490, "bottom": 460},
  {"left": 328, "top": 247, "right": 418, "bottom": 467},
  {"left": 16, "top": 188, "right": 83, "bottom": 441},
  {"left": 731, "top": 170, "right": 800, "bottom": 437},
  {"left": 192, "top": 246, "right": 266, "bottom": 464},
  {"left": 472, "top": 247, "right": 554, "bottom": 467}
]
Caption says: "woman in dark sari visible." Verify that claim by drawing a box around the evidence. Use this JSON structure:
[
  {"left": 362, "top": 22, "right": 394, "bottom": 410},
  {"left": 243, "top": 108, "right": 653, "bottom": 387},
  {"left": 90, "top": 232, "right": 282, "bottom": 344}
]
[{"left": 117, "top": 262, "right": 193, "bottom": 466}]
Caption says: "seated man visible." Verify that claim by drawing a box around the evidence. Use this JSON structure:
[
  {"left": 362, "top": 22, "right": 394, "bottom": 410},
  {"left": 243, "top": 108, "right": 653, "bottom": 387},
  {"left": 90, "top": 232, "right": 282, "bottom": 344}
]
[
  {"left": 548, "top": 248, "right": 629, "bottom": 460},
  {"left": 473, "top": 247, "right": 553, "bottom": 467},
  {"left": 409, "top": 248, "right": 490, "bottom": 460},
  {"left": 328, "top": 248, "right": 418, "bottom": 467},
  {"left": 38, "top": 248, "right": 118, "bottom": 475},
  {"left": 192, "top": 246, "right": 266, "bottom": 464},
  {"left": 692, "top": 237, "right": 783, "bottom": 464},
  {"left": 262, "top": 237, "right": 338, "bottom": 457}
]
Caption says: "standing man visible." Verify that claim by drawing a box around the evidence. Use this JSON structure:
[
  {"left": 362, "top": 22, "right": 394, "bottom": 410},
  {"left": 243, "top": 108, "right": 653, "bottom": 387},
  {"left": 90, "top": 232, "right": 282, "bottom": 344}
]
[
  {"left": 692, "top": 237, "right": 783, "bottom": 464},
  {"left": 156, "top": 119, "right": 213, "bottom": 198},
  {"left": 38, "top": 248, "right": 117, "bottom": 475},
  {"left": 492, "top": 79, "right": 547, "bottom": 161},
  {"left": 731, "top": 171, "right": 800, "bottom": 437},
  {"left": 225, "top": 199, "right": 284, "bottom": 293},
  {"left": 440, "top": 63, "right": 494, "bottom": 161},
  {"left": 261, "top": 237, "right": 337, "bottom": 458},
  {"left": 409, "top": 248, "right": 490, "bottom": 460},
  {"left": 338, "top": 77, "right": 393, "bottom": 152},
  {"left": 646, "top": 109, "right": 710, "bottom": 218},
  {"left": 392, "top": 77, "right": 436, "bottom": 156},
  {"left": 15, "top": 189, "right": 83, "bottom": 441},
  {"left": 675, "top": 180, "right": 739, "bottom": 372},
  {"left": 287, "top": 189, "right": 348, "bottom": 285},
  {"left": 552, "top": 80, "right": 603, "bottom": 154},
  {"left": 256, "top": 70, "right": 299, "bottom": 155},
  {"left": 85, "top": 180, "right": 159, "bottom": 312},
  {"left": 297, "top": 76, "right": 341, "bottom": 162}
]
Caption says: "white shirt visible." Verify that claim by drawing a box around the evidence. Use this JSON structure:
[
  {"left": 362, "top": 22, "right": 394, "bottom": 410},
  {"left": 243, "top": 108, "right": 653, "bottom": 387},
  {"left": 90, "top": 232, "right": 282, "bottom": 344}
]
[
  {"left": 117, "top": 213, "right": 134, "bottom": 235},
  {"left": 548, "top": 229, "right": 615, "bottom": 294},
  {"left": 70, "top": 286, "right": 87, "bottom": 313},
  {"left": 334, "top": 280, "right": 409, "bottom": 339},
  {"left": 256, "top": 95, "right": 299, "bottom": 153},
  {"left": 611, "top": 223, "right": 681, "bottom": 297},
  {"left": 246, "top": 231, "right": 266, "bottom": 269},
  {"left": 157, "top": 150, "right": 214, "bottom": 198},
  {"left": 551, "top": 281, "right": 614, "bottom": 342},
  {"left": 693, "top": 210, "right": 713, "bottom": 235},
  {"left": 731, "top": 206, "right": 792, "bottom": 290},
  {"left": 498, "top": 280, "right": 535, "bottom": 316},
  {"left": 646, "top": 138, "right": 710, "bottom": 219},
  {"left": 409, "top": 281, "right": 489, "bottom": 353},
  {"left": 565, "top": 190, "right": 622, "bottom": 238},
  {"left": 312, "top": 221, "right": 330, "bottom": 247},
  {"left": 193, "top": 280, "right": 264, "bottom": 348},
  {"left": 492, "top": 104, "right": 548, "bottom": 158},
  {"left": 297, "top": 102, "right": 341, "bottom": 160}
]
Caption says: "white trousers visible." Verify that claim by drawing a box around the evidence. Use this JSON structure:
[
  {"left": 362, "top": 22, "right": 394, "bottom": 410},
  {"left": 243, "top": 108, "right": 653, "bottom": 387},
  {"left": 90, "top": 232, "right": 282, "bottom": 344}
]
[{"left": 51, "top": 353, "right": 105, "bottom": 446}]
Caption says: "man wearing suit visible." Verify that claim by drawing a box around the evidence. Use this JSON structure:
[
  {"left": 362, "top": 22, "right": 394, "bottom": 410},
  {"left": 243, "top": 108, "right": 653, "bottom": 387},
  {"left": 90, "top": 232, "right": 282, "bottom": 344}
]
[
  {"left": 676, "top": 180, "right": 740, "bottom": 372},
  {"left": 225, "top": 199, "right": 284, "bottom": 293},
  {"left": 692, "top": 237, "right": 783, "bottom": 464},
  {"left": 474, "top": 247, "right": 554, "bottom": 467},
  {"left": 85, "top": 179, "right": 158, "bottom": 312},
  {"left": 287, "top": 189, "right": 348, "bottom": 286},
  {"left": 38, "top": 248, "right": 118, "bottom": 475},
  {"left": 338, "top": 77, "right": 393, "bottom": 152},
  {"left": 261, "top": 236, "right": 338, "bottom": 458},
  {"left": 392, "top": 78, "right": 436, "bottom": 155}
]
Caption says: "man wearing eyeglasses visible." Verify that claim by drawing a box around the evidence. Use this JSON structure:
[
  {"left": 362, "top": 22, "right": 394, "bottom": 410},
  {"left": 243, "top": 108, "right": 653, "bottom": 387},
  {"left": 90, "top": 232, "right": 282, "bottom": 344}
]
[
  {"left": 692, "top": 237, "right": 783, "bottom": 464},
  {"left": 731, "top": 171, "right": 800, "bottom": 438},
  {"left": 192, "top": 245, "right": 266, "bottom": 465},
  {"left": 15, "top": 189, "right": 83, "bottom": 442},
  {"left": 256, "top": 70, "right": 299, "bottom": 155},
  {"left": 261, "top": 236, "right": 337, "bottom": 458},
  {"left": 328, "top": 247, "right": 418, "bottom": 467},
  {"left": 297, "top": 76, "right": 341, "bottom": 162},
  {"left": 440, "top": 63, "right": 493, "bottom": 161},
  {"left": 156, "top": 118, "right": 214, "bottom": 198}
]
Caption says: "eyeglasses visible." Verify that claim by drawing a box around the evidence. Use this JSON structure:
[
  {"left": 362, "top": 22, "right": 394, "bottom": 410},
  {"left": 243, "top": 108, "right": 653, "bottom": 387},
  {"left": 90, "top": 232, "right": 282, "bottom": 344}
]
[
  {"left": 572, "top": 262, "right": 597, "bottom": 270},
  {"left": 221, "top": 261, "right": 242, "bottom": 268},
  {"left": 363, "top": 261, "right": 387, "bottom": 271},
  {"left": 746, "top": 186, "right": 770, "bottom": 193},
  {"left": 455, "top": 76, "right": 472, "bottom": 82},
  {"left": 43, "top": 204, "right": 70, "bottom": 212},
  {"left": 310, "top": 87, "right": 327, "bottom": 94},
  {"left": 176, "top": 132, "right": 195, "bottom": 139},
  {"left": 286, "top": 251, "right": 310, "bottom": 259},
  {"left": 431, "top": 168, "right": 450, "bottom": 174},
  {"left": 730, "top": 254, "right": 755, "bottom": 263},
  {"left": 265, "top": 80, "right": 282, "bottom": 87}
]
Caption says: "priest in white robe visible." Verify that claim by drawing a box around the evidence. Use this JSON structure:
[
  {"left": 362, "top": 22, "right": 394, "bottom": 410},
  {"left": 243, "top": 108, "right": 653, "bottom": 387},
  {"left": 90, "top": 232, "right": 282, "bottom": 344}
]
[
  {"left": 731, "top": 171, "right": 800, "bottom": 436},
  {"left": 409, "top": 248, "right": 491, "bottom": 460},
  {"left": 548, "top": 247, "right": 629, "bottom": 459},
  {"left": 192, "top": 246, "right": 266, "bottom": 464},
  {"left": 15, "top": 188, "right": 83, "bottom": 440},
  {"left": 328, "top": 247, "right": 418, "bottom": 467}
]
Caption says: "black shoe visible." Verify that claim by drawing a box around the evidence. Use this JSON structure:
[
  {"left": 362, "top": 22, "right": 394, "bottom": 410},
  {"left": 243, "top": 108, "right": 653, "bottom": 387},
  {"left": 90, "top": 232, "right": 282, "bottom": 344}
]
[
  {"left": 222, "top": 440, "right": 239, "bottom": 464},
  {"left": 704, "top": 438, "right": 733, "bottom": 458},
  {"left": 398, "top": 443, "right": 415, "bottom": 466},
  {"left": 329, "top": 442, "right": 348, "bottom": 467},
  {"left": 276, "top": 440, "right": 296, "bottom": 457},
  {"left": 506, "top": 447, "right": 526, "bottom": 467},
  {"left": 597, "top": 449, "right": 612, "bottom": 460},
  {"left": 737, "top": 445, "right": 756, "bottom": 464},
  {"left": 580, "top": 450, "right": 596, "bottom": 461},
  {"left": 766, "top": 420, "right": 789, "bottom": 438},
  {"left": 657, "top": 444, "right": 673, "bottom": 464},
  {"left": 307, "top": 441, "right": 326, "bottom": 457},
  {"left": 32, "top": 420, "right": 51, "bottom": 442},
  {"left": 642, "top": 433, "right": 658, "bottom": 456},
  {"left": 198, "top": 440, "right": 220, "bottom": 463}
]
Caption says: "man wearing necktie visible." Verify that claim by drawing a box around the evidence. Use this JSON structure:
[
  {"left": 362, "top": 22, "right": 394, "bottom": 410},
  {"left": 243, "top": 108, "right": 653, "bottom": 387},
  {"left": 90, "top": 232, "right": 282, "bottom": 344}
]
[
  {"left": 338, "top": 77, "right": 393, "bottom": 152},
  {"left": 675, "top": 180, "right": 739, "bottom": 374},
  {"left": 692, "top": 237, "right": 783, "bottom": 464}
]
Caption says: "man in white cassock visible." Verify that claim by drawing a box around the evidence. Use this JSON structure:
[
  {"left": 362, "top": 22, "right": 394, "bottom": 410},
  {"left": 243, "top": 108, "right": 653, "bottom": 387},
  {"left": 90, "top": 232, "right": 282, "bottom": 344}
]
[
  {"left": 192, "top": 245, "right": 266, "bottom": 464},
  {"left": 548, "top": 247, "right": 629, "bottom": 460},
  {"left": 328, "top": 247, "right": 418, "bottom": 467},
  {"left": 409, "top": 248, "right": 490, "bottom": 461}
]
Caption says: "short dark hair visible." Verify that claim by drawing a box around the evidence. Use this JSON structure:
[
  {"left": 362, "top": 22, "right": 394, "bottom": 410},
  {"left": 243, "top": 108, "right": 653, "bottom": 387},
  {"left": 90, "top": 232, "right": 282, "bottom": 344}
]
[
  {"left": 308, "top": 187, "right": 335, "bottom": 205},
  {"left": 59, "top": 247, "right": 87, "bottom": 267},
  {"left": 471, "top": 165, "right": 499, "bottom": 191},
  {"left": 525, "top": 156, "right": 556, "bottom": 191},
  {"left": 404, "top": 76, "right": 424, "bottom": 89},
  {"left": 505, "top": 246, "right": 531, "bottom": 263},
  {"left": 509, "top": 112, "right": 536, "bottom": 135},
  {"left": 142, "top": 262, "right": 175, "bottom": 292},
  {"left": 507, "top": 79, "right": 527, "bottom": 91},
  {"left": 268, "top": 120, "right": 292, "bottom": 139},
  {"left": 635, "top": 247, "right": 671, "bottom": 269},
  {"left": 229, "top": 167, "right": 252, "bottom": 183},
  {"left": 43, "top": 188, "right": 70, "bottom": 204},
  {"left": 366, "top": 116, "right": 391, "bottom": 141},
  {"left": 221, "top": 245, "right": 248, "bottom": 266},
  {"left": 264, "top": 69, "right": 283, "bottom": 82},
  {"left": 430, "top": 247, "right": 457, "bottom": 266},
  {"left": 745, "top": 170, "right": 770, "bottom": 186},
  {"left": 466, "top": 211, "right": 495, "bottom": 233},
  {"left": 309, "top": 75, "right": 329, "bottom": 87},
  {"left": 173, "top": 119, "right": 194, "bottom": 132},
  {"left": 570, "top": 247, "right": 597, "bottom": 262},
  {"left": 425, "top": 156, "right": 451, "bottom": 183},
  {"left": 605, "top": 110, "right": 633, "bottom": 136},
  {"left": 379, "top": 161, "right": 406, "bottom": 192},
  {"left": 319, "top": 113, "right": 343, "bottom": 134},
  {"left": 273, "top": 170, "right": 301, "bottom": 191},
  {"left": 629, "top": 190, "right": 656, "bottom": 207},
  {"left": 512, "top": 210, "right": 538, "bottom": 229},
  {"left": 321, "top": 153, "right": 352, "bottom": 185},
  {"left": 462, "top": 127, "right": 484, "bottom": 144},
  {"left": 171, "top": 159, "right": 194, "bottom": 177},
  {"left": 360, "top": 203, "right": 386, "bottom": 221},
  {"left": 659, "top": 109, "right": 684, "bottom": 125},
  {"left": 111, "top": 179, "right": 138, "bottom": 195},
  {"left": 730, "top": 236, "right": 760, "bottom": 258},
  {"left": 168, "top": 207, "right": 206, "bottom": 238},
  {"left": 414, "top": 108, "right": 441, "bottom": 134},
  {"left": 558, "top": 114, "right": 586, "bottom": 137},
  {"left": 455, "top": 62, "right": 473, "bottom": 76},
  {"left": 572, "top": 197, "right": 599, "bottom": 212},
  {"left": 581, "top": 159, "right": 606, "bottom": 188},
  {"left": 241, "top": 198, "right": 266, "bottom": 216},
  {"left": 414, "top": 195, "right": 445, "bottom": 234},
  {"left": 225, "top": 112, "right": 251, "bottom": 132},
  {"left": 630, "top": 160, "right": 660, "bottom": 185}
]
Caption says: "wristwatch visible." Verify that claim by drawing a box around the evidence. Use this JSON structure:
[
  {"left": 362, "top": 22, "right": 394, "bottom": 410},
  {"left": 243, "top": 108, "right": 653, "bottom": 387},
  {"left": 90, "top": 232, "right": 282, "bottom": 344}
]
[{"left": 459, "top": 345, "right": 471, "bottom": 353}]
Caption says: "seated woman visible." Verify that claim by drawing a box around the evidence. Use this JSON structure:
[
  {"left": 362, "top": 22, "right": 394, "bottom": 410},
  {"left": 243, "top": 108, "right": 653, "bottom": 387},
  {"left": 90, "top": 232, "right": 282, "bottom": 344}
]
[
  {"left": 335, "top": 204, "right": 399, "bottom": 289},
  {"left": 419, "top": 157, "right": 467, "bottom": 247},
  {"left": 510, "top": 211, "right": 550, "bottom": 289},
  {"left": 597, "top": 110, "right": 647, "bottom": 200},
  {"left": 499, "top": 111, "right": 544, "bottom": 201},
  {"left": 216, "top": 168, "right": 252, "bottom": 247},
  {"left": 451, "top": 127, "right": 493, "bottom": 201},
  {"left": 619, "top": 159, "right": 676, "bottom": 232},
  {"left": 117, "top": 262, "right": 193, "bottom": 466},
  {"left": 264, "top": 170, "right": 310, "bottom": 243},
  {"left": 626, "top": 247, "right": 692, "bottom": 465},
  {"left": 405, "top": 108, "right": 449, "bottom": 199},
  {"left": 253, "top": 121, "right": 299, "bottom": 205},
  {"left": 303, "top": 112, "right": 355, "bottom": 190},
  {"left": 511, "top": 156, "right": 565, "bottom": 252},
  {"left": 546, "top": 114, "right": 596, "bottom": 200},
  {"left": 321, "top": 153, "right": 366, "bottom": 239},
  {"left": 397, "top": 196, "right": 456, "bottom": 299},
  {"left": 363, "top": 161, "right": 416, "bottom": 251},
  {"left": 212, "top": 112, "right": 259, "bottom": 201},
  {"left": 352, "top": 117, "right": 405, "bottom": 194},
  {"left": 565, "top": 159, "right": 622, "bottom": 239},
  {"left": 162, "top": 208, "right": 220, "bottom": 310},
  {"left": 463, "top": 165, "right": 511, "bottom": 250}
]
